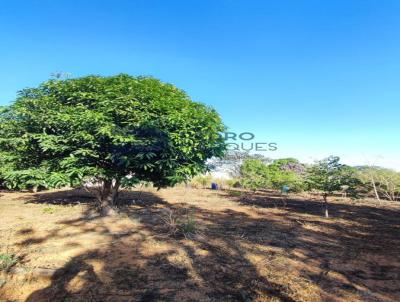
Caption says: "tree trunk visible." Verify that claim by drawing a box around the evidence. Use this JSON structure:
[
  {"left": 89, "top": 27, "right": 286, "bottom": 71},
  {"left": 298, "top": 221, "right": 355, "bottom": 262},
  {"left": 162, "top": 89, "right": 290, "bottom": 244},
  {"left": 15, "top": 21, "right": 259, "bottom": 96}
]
[
  {"left": 370, "top": 175, "right": 381, "bottom": 203},
  {"left": 323, "top": 194, "right": 329, "bottom": 218},
  {"left": 98, "top": 179, "right": 120, "bottom": 216}
]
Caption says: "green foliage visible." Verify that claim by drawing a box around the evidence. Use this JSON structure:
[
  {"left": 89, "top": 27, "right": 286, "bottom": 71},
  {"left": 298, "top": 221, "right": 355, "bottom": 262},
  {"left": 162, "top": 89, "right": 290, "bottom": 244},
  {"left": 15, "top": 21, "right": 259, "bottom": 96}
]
[
  {"left": 270, "top": 171, "right": 304, "bottom": 192},
  {"left": 339, "top": 165, "right": 363, "bottom": 198},
  {"left": 0, "top": 75, "right": 226, "bottom": 194},
  {"left": 1, "top": 168, "right": 70, "bottom": 191},
  {"left": 42, "top": 206, "right": 57, "bottom": 214},
  {"left": 227, "top": 190, "right": 242, "bottom": 197},
  {"left": 239, "top": 158, "right": 305, "bottom": 192},
  {"left": 0, "top": 160, "right": 9, "bottom": 189},
  {"left": 266, "top": 158, "right": 305, "bottom": 192},
  {"left": 225, "top": 178, "right": 241, "bottom": 188},
  {"left": 0, "top": 253, "right": 17, "bottom": 271},
  {"left": 306, "top": 156, "right": 360, "bottom": 199},
  {"left": 271, "top": 158, "right": 300, "bottom": 166},
  {"left": 179, "top": 213, "right": 197, "bottom": 236},
  {"left": 240, "top": 159, "right": 270, "bottom": 190}
]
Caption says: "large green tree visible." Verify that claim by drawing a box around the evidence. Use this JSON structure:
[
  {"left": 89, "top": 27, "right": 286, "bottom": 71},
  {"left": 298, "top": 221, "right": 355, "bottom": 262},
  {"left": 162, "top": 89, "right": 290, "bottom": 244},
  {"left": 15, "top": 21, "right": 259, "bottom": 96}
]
[{"left": 0, "top": 74, "right": 226, "bottom": 214}]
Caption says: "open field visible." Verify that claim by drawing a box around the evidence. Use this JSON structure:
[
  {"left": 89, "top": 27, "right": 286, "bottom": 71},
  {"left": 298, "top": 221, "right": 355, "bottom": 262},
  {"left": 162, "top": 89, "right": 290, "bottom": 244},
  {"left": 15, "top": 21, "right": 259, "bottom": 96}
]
[{"left": 0, "top": 187, "right": 399, "bottom": 302}]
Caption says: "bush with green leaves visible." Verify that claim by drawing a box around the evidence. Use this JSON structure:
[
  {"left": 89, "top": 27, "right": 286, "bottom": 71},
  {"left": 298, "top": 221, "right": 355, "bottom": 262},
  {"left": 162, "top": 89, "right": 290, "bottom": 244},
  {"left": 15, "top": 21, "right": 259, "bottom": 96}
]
[
  {"left": 269, "top": 171, "right": 304, "bottom": 192},
  {"left": 179, "top": 213, "right": 197, "bottom": 237},
  {"left": 0, "top": 74, "right": 226, "bottom": 214},
  {"left": 267, "top": 158, "right": 305, "bottom": 192},
  {"left": 239, "top": 158, "right": 305, "bottom": 192},
  {"left": 0, "top": 253, "right": 18, "bottom": 271},
  {"left": 225, "top": 178, "right": 241, "bottom": 188},
  {"left": 240, "top": 159, "right": 270, "bottom": 190}
]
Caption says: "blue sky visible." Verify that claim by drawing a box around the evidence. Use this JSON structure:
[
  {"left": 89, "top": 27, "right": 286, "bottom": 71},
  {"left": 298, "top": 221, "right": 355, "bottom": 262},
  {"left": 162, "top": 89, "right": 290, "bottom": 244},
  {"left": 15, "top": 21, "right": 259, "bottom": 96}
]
[{"left": 1, "top": 0, "right": 399, "bottom": 169}]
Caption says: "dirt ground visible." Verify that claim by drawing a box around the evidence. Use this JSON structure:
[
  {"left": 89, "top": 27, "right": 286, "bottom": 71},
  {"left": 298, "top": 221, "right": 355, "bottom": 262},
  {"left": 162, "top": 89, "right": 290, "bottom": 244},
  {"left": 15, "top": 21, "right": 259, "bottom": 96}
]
[{"left": 0, "top": 187, "right": 399, "bottom": 302}]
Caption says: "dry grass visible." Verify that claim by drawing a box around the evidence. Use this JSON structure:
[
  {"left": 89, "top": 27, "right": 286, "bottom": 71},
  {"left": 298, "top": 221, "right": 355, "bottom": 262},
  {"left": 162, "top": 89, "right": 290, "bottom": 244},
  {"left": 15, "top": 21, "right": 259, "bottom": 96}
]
[{"left": 0, "top": 187, "right": 399, "bottom": 301}]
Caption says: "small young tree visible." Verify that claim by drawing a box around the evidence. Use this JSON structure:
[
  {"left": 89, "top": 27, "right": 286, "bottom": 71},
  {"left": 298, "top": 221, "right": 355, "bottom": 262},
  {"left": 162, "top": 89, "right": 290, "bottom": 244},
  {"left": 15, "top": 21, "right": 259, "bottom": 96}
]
[
  {"left": 306, "top": 156, "right": 359, "bottom": 218},
  {"left": 0, "top": 75, "right": 226, "bottom": 215}
]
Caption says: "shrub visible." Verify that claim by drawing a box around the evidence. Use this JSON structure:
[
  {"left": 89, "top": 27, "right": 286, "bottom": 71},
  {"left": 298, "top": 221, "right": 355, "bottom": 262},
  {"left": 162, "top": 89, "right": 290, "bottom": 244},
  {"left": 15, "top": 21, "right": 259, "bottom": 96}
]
[
  {"left": 240, "top": 159, "right": 270, "bottom": 190},
  {"left": 239, "top": 158, "right": 305, "bottom": 192},
  {"left": 0, "top": 253, "right": 17, "bottom": 271},
  {"left": 159, "top": 209, "right": 197, "bottom": 238},
  {"left": 225, "top": 178, "right": 241, "bottom": 188},
  {"left": 179, "top": 213, "right": 197, "bottom": 236},
  {"left": 42, "top": 206, "right": 57, "bottom": 214},
  {"left": 227, "top": 190, "right": 242, "bottom": 197},
  {"left": 267, "top": 158, "right": 305, "bottom": 192},
  {"left": 269, "top": 170, "right": 304, "bottom": 192}
]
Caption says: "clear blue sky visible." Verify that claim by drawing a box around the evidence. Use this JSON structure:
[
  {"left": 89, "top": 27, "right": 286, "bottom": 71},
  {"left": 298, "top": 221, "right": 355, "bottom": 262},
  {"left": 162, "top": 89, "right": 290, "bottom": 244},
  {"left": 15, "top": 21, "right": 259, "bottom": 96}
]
[{"left": 1, "top": 0, "right": 399, "bottom": 169}]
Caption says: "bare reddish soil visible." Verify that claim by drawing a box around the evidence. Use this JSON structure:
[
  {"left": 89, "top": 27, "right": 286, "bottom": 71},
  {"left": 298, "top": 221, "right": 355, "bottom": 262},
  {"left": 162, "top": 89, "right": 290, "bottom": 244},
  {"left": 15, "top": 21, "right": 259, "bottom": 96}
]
[{"left": 0, "top": 187, "right": 399, "bottom": 302}]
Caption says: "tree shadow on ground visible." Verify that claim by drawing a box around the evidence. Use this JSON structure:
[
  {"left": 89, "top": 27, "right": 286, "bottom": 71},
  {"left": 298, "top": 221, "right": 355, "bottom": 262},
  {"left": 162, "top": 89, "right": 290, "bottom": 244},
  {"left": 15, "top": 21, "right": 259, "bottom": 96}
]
[
  {"left": 22, "top": 188, "right": 169, "bottom": 207},
  {"left": 21, "top": 189, "right": 400, "bottom": 302},
  {"left": 228, "top": 189, "right": 400, "bottom": 227}
]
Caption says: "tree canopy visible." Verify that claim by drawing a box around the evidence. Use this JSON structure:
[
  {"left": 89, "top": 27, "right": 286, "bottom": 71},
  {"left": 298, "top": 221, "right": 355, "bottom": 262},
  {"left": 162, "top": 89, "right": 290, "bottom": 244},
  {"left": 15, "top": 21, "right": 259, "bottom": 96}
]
[
  {"left": 306, "top": 156, "right": 360, "bottom": 217},
  {"left": 239, "top": 157, "right": 305, "bottom": 192},
  {"left": 0, "top": 74, "right": 226, "bottom": 213},
  {"left": 239, "top": 158, "right": 270, "bottom": 190}
]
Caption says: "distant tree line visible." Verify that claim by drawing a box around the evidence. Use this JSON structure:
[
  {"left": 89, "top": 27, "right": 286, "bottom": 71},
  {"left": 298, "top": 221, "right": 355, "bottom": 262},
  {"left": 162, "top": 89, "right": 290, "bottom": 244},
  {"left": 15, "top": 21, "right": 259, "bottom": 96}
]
[{"left": 206, "top": 151, "right": 400, "bottom": 217}]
